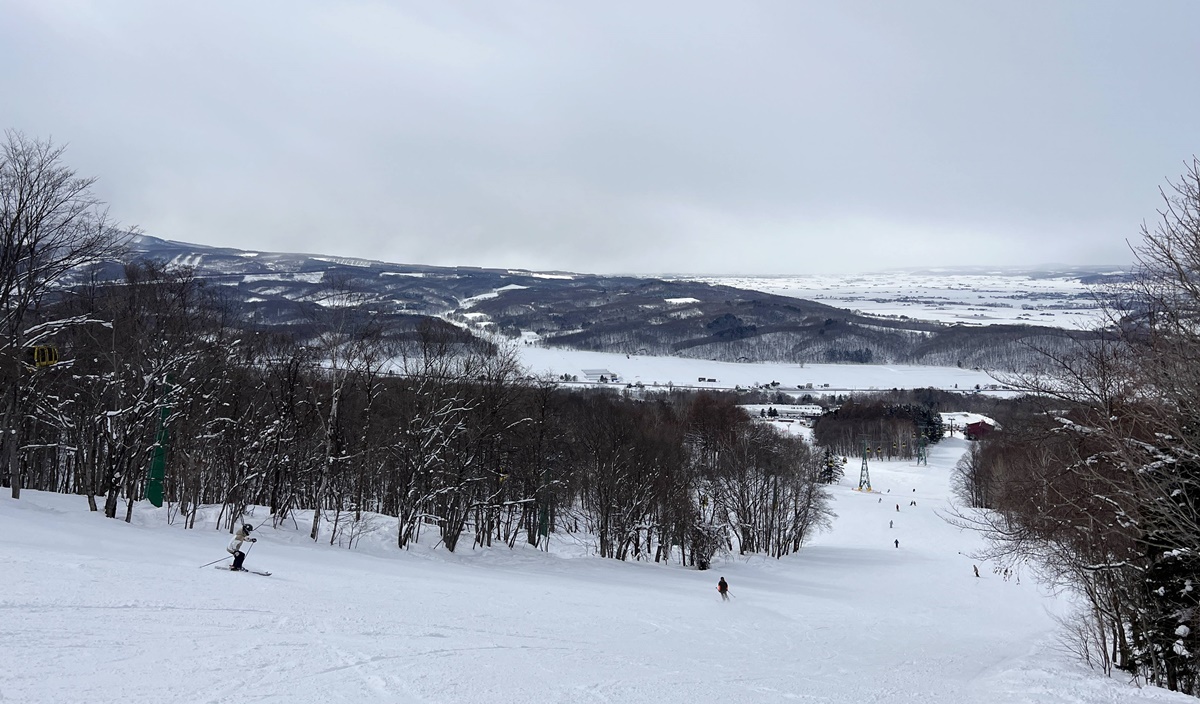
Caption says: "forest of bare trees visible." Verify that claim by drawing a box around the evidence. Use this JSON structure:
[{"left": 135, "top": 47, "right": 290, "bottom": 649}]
[{"left": 0, "top": 134, "right": 834, "bottom": 568}]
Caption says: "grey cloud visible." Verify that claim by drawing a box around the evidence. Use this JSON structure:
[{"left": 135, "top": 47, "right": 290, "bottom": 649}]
[{"left": 2, "top": 0, "right": 1195, "bottom": 274}]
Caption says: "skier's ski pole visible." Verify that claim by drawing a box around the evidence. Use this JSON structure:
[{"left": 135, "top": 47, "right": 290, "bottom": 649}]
[
  {"left": 199, "top": 554, "right": 232, "bottom": 569},
  {"left": 199, "top": 541, "right": 255, "bottom": 569}
]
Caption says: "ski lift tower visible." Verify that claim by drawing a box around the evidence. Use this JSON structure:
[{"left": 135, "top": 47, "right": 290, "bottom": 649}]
[
  {"left": 915, "top": 426, "right": 928, "bottom": 466},
  {"left": 858, "top": 442, "right": 873, "bottom": 491}
]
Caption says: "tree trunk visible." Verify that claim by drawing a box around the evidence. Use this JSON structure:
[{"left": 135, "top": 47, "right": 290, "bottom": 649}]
[{"left": 4, "top": 382, "right": 20, "bottom": 499}]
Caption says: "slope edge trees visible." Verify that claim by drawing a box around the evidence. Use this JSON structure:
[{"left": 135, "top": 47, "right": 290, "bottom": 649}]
[
  {"left": 0, "top": 132, "right": 123, "bottom": 500},
  {"left": 952, "top": 158, "right": 1200, "bottom": 697},
  {"left": 15, "top": 261, "right": 837, "bottom": 565}
]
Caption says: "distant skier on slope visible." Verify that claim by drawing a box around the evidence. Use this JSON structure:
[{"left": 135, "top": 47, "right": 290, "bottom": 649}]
[
  {"left": 227, "top": 524, "right": 258, "bottom": 571},
  {"left": 717, "top": 577, "right": 729, "bottom": 601}
]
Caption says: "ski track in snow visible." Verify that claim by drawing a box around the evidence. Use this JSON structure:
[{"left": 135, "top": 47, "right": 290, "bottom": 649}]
[{"left": 1, "top": 438, "right": 1192, "bottom": 704}]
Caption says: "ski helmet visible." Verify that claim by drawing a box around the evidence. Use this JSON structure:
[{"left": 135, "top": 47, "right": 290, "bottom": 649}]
[{"left": 243, "top": 523, "right": 254, "bottom": 533}]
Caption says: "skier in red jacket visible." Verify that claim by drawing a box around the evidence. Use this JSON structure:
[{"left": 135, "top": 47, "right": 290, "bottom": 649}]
[{"left": 717, "top": 577, "right": 729, "bottom": 601}]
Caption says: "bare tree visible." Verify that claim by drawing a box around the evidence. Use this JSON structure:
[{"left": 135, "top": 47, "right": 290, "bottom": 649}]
[
  {"left": 961, "top": 159, "right": 1200, "bottom": 694},
  {"left": 305, "top": 274, "right": 389, "bottom": 542},
  {"left": 0, "top": 131, "right": 121, "bottom": 499}
]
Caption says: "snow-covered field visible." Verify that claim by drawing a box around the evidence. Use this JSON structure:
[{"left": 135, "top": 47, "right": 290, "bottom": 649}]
[
  {"left": 516, "top": 345, "right": 1008, "bottom": 394},
  {"left": 677, "top": 272, "right": 1112, "bottom": 329},
  {"left": 2, "top": 439, "right": 1187, "bottom": 704}
]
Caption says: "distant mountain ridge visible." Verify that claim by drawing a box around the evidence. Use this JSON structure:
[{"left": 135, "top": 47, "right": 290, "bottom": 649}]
[{"left": 116, "top": 234, "right": 1090, "bottom": 371}]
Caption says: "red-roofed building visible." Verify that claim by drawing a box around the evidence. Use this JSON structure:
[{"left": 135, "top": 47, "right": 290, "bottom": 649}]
[{"left": 965, "top": 421, "right": 995, "bottom": 441}]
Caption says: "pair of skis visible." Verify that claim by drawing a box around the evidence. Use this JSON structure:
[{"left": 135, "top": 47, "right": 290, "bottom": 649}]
[{"left": 216, "top": 566, "right": 272, "bottom": 576}]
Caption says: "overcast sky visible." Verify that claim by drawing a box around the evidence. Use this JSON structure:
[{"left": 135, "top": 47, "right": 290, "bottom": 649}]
[{"left": 3, "top": 1, "right": 1197, "bottom": 274}]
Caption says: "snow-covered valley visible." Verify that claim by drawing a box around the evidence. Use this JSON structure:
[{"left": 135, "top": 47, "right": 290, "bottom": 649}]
[
  {"left": 2, "top": 437, "right": 1186, "bottom": 704},
  {"left": 514, "top": 346, "right": 1011, "bottom": 394}
]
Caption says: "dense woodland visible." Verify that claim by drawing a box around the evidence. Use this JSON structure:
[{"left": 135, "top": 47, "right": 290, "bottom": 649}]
[
  {"left": 523, "top": 311, "right": 1083, "bottom": 372},
  {"left": 812, "top": 400, "right": 943, "bottom": 460}
]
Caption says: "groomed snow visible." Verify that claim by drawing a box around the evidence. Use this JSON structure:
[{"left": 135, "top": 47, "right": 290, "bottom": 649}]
[{"left": 1, "top": 439, "right": 1189, "bottom": 703}]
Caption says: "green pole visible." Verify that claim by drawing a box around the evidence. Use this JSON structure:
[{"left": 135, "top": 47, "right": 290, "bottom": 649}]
[
  {"left": 538, "top": 462, "right": 551, "bottom": 543},
  {"left": 146, "top": 375, "right": 173, "bottom": 507}
]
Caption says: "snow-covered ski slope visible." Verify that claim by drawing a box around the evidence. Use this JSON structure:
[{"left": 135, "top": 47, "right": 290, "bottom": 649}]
[{"left": 1, "top": 439, "right": 1189, "bottom": 704}]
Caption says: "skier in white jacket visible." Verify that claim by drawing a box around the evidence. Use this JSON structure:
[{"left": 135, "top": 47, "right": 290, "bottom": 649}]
[{"left": 227, "top": 524, "right": 257, "bottom": 571}]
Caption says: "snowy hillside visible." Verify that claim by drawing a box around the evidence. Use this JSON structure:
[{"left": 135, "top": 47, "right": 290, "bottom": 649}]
[
  {"left": 2, "top": 439, "right": 1186, "bottom": 704},
  {"left": 104, "top": 235, "right": 1094, "bottom": 373}
]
